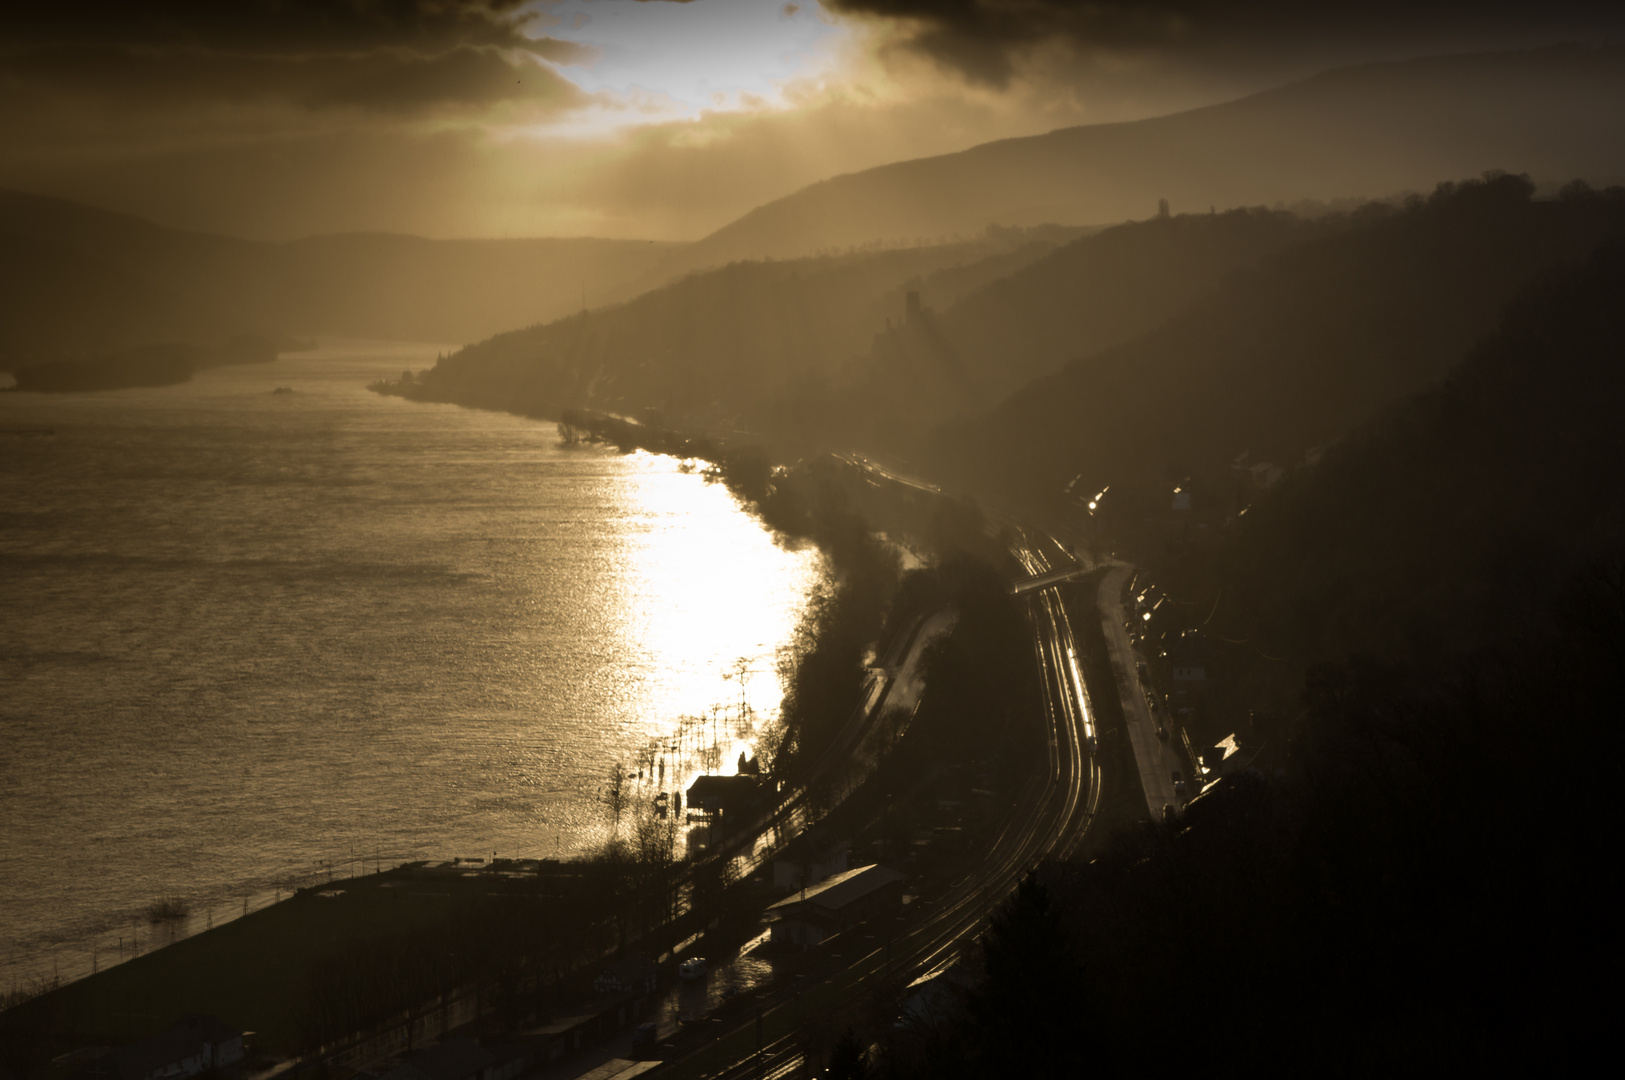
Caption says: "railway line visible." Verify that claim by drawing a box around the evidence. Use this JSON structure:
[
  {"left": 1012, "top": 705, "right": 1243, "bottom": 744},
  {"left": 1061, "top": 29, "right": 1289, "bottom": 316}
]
[{"left": 671, "top": 519, "right": 1103, "bottom": 1079}]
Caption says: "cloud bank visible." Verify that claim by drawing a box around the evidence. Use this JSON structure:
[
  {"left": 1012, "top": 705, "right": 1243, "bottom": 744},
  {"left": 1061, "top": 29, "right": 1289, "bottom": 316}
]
[{"left": 2, "top": 0, "right": 1622, "bottom": 241}]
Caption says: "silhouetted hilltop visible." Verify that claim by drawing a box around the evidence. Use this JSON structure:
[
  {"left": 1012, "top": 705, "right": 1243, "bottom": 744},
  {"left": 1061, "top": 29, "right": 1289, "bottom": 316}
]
[
  {"left": 657, "top": 44, "right": 1625, "bottom": 278},
  {"left": 7, "top": 336, "right": 289, "bottom": 392},
  {"left": 0, "top": 189, "right": 684, "bottom": 350},
  {"left": 926, "top": 175, "right": 1625, "bottom": 512},
  {"left": 10, "top": 343, "right": 200, "bottom": 392},
  {"left": 389, "top": 231, "right": 1084, "bottom": 423}
]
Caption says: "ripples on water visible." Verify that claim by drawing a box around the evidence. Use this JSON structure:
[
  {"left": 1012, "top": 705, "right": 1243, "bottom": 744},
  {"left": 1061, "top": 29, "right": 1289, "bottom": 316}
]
[{"left": 0, "top": 343, "right": 822, "bottom": 988}]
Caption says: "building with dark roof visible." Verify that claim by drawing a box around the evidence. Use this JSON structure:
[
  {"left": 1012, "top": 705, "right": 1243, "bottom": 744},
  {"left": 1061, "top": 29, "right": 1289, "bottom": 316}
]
[
  {"left": 685, "top": 774, "right": 761, "bottom": 816},
  {"left": 765, "top": 863, "right": 907, "bottom": 948}
]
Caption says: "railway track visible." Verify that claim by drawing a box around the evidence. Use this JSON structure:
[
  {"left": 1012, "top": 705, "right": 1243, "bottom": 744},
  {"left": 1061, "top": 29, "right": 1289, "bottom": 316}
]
[{"left": 682, "top": 527, "right": 1102, "bottom": 1079}]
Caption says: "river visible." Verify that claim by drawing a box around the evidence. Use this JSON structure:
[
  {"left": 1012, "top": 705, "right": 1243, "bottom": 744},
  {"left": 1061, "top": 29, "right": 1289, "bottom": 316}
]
[{"left": 0, "top": 342, "right": 823, "bottom": 992}]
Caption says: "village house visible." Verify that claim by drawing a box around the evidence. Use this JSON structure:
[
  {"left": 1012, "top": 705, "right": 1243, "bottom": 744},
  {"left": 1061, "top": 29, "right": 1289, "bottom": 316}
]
[{"left": 765, "top": 863, "right": 907, "bottom": 948}]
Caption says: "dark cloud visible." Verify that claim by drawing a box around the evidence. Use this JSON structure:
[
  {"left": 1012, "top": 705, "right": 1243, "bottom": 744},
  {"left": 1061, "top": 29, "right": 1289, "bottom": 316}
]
[
  {"left": 0, "top": 0, "right": 593, "bottom": 118},
  {"left": 1, "top": 42, "right": 585, "bottom": 116},
  {"left": 828, "top": 1, "right": 1625, "bottom": 86},
  {"left": 0, "top": 1, "right": 538, "bottom": 52}
]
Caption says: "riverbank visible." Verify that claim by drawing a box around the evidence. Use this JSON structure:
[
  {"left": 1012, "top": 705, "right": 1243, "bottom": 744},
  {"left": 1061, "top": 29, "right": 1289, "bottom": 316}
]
[{"left": 1, "top": 347, "right": 819, "bottom": 1000}]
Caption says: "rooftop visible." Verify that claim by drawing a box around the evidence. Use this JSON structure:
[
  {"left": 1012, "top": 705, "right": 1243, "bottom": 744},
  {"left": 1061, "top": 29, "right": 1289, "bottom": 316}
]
[{"left": 766, "top": 863, "right": 906, "bottom": 915}]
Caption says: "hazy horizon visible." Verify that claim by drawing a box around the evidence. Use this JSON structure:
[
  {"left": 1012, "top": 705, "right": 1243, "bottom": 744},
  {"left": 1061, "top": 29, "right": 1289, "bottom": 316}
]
[{"left": 5, "top": 1, "right": 1624, "bottom": 243}]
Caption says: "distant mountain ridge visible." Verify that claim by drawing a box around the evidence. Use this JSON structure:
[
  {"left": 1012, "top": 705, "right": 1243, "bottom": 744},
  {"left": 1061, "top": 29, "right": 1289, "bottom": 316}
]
[
  {"left": 0, "top": 189, "right": 684, "bottom": 368},
  {"left": 650, "top": 44, "right": 1625, "bottom": 281},
  {"left": 0, "top": 230, "right": 250, "bottom": 368}
]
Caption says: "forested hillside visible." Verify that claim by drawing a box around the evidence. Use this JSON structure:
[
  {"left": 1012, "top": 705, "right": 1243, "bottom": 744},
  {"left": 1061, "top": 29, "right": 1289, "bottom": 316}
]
[
  {"left": 791, "top": 207, "right": 1331, "bottom": 449},
  {"left": 881, "top": 209, "right": 1625, "bottom": 1080},
  {"left": 403, "top": 210, "right": 1335, "bottom": 454},
  {"left": 1214, "top": 234, "right": 1625, "bottom": 676},
  {"left": 936, "top": 209, "right": 1324, "bottom": 394},
  {"left": 385, "top": 231, "right": 1085, "bottom": 425},
  {"left": 927, "top": 176, "right": 1625, "bottom": 515}
]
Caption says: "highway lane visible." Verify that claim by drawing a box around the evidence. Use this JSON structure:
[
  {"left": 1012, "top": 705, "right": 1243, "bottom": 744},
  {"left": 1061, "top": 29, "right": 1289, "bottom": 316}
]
[{"left": 1097, "top": 564, "right": 1180, "bottom": 818}]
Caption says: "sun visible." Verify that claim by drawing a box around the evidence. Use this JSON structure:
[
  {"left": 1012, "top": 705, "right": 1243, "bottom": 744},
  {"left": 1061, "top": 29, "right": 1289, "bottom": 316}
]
[{"left": 528, "top": 0, "right": 852, "bottom": 127}]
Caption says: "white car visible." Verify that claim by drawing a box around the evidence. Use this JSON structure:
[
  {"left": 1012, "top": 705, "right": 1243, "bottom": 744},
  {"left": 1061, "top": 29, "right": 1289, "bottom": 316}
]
[{"left": 678, "top": 957, "right": 707, "bottom": 980}]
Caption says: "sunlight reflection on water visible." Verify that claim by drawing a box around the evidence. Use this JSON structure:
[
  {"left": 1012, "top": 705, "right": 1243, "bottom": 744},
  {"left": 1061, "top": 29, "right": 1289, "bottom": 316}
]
[{"left": 0, "top": 342, "right": 823, "bottom": 988}]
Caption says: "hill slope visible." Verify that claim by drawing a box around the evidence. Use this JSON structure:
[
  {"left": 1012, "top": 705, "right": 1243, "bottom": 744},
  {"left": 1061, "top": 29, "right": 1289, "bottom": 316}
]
[
  {"left": 805, "top": 207, "right": 1329, "bottom": 450},
  {"left": 887, "top": 216, "right": 1625, "bottom": 1080},
  {"left": 657, "top": 44, "right": 1625, "bottom": 278},
  {"left": 1219, "top": 236, "right": 1625, "bottom": 667},
  {"left": 926, "top": 176, "right": 1625, "bottom": 515},
  {"left": 393, "top": 232, "right": 1083, "bottom": 424}
]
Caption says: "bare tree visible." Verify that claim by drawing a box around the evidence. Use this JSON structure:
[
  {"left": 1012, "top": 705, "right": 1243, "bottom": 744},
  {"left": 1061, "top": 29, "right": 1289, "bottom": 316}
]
[{"left": 601, "top": 761, "right": 628, "bottom": 832}]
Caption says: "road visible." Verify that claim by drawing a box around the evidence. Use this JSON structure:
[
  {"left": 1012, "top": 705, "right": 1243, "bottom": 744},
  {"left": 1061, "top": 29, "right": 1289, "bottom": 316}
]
[{"left": 1096, "top": 564, "right": 1180, "bottom": 819}]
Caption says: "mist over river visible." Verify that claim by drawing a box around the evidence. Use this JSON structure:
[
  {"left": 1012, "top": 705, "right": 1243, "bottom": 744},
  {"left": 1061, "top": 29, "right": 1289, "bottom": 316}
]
[{"left": 0, "top": 342, "right": 823, "bottom": 991}]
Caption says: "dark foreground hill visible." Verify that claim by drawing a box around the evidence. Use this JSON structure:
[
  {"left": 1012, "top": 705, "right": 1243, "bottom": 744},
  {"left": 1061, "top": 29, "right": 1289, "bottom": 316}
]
[
  {"left": 1215, "top": 237, "right": 1625, "bottom": 671},
  {"left": 926, "top": 175, "right": 1625, "bottom": 517},
  {"left": 881, "top": 216, "right": 1625, "bottom": 1080},
  {"left": 654, "top": 44, "right": 1625, "bottom": 278}
]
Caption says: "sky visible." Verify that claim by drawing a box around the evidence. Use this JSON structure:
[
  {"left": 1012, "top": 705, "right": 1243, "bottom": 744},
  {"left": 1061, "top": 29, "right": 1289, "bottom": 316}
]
[{"left": 1, "top": 1, "right": 1621, "bottom": 241}]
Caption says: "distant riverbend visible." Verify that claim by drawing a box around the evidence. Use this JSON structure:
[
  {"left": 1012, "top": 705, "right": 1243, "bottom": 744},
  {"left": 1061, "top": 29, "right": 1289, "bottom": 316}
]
[{"left": 0, "top": 341, "right": 823, "bottom": 991}]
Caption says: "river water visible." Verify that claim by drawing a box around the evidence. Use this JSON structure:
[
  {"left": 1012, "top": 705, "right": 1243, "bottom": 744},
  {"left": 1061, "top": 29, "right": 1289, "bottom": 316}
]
[{"left": 0, "top": 343, "right": 823, "bottom": 992}]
